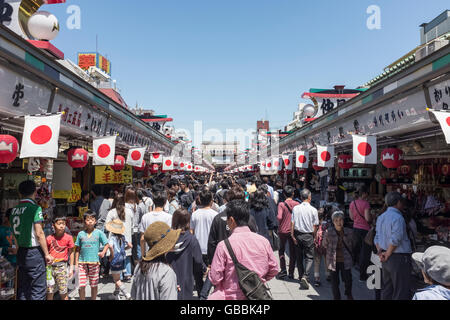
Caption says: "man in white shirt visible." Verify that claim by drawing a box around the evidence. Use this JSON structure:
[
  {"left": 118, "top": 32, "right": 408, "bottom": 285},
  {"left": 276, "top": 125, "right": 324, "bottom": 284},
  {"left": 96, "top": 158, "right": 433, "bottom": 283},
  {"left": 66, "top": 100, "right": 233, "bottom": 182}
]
[
  {"left": 139, "top": 190, "right": 172, "bottom": 257},
  {"left": 291, "top": 189, "right": 319, "bottom": 290},
  {"left": 191, "top": 188, "right": 218, "bottom": 263}
]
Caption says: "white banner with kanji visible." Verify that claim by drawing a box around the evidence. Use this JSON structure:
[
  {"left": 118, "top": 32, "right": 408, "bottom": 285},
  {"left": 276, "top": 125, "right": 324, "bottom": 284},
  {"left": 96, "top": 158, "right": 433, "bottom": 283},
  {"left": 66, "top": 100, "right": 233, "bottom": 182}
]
[
  {"left": 353, "top": 135, "right": 377, "bottom": 164},
  {"left": 20, "top": 114, "right": 61, "bottom": 159}
]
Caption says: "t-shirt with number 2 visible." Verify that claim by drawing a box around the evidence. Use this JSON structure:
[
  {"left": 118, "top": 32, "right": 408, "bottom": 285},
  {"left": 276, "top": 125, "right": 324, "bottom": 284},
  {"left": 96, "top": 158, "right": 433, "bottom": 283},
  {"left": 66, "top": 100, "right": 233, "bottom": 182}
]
[{"left": 10, "top": 199, "right": 44, "bottom": 248}]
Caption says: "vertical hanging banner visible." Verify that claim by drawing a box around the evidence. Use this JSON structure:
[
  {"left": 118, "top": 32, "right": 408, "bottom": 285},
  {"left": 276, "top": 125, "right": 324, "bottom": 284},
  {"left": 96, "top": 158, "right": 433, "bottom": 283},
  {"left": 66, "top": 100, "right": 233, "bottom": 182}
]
[
  {"left": 429, "top": 110, "right": 450, "bottom": 144},
  {"left": 317, "top": 145, "right": 335, "bottom": 168},
  {"left": 162, "top": 156, "right": 174, "bottom": 171},
  {"left": 150, "top": 152, "right": 163, "bottom": 164},
  {"left": 353, "top": 135, "right": 377, "bottom": 164},
  {"left": 126, "top": 147, "right": 146, "bottom": 167},
  {"left": 93, "top": 136, "right": 116, "bottom": 166},
  {"left": 282, "top": 155, "right": 293, "bottom": 171},
  {"left": 296, "top": 151, "right": 309, "bottom": 169},
  {"left": 20, "top": 114, "right": 61, "bottom": 159}
]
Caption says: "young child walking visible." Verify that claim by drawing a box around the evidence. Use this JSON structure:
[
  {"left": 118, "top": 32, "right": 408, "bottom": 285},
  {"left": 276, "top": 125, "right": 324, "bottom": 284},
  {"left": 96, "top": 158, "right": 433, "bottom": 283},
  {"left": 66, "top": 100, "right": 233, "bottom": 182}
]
[
  {"left": 75, "top": 211, "right": 111, "bottom": 300},
  {"left": 105, "top": 219, "right": 132, "bottom": 300},
  {"left": 46, "top": 216, "right": 75, "bottom": 300}
]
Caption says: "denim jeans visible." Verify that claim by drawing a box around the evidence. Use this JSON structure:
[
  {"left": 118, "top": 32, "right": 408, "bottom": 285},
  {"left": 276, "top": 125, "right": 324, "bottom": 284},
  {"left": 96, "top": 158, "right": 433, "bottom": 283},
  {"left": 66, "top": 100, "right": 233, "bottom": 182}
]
[{"left": 121, "top": 256, "right": 132, "bottom": 279}]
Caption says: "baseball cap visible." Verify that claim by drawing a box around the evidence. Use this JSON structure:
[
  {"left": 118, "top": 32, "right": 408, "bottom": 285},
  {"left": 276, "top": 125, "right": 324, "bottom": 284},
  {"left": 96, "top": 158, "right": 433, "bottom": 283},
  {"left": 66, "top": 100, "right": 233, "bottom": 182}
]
[{"left": 412, "top": 246, "right": 450, "bottom": 286}]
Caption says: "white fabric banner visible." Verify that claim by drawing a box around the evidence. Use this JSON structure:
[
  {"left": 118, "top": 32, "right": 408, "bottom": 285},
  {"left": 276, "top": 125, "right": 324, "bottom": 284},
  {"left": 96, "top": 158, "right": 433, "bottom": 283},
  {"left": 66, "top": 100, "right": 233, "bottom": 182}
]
[
  {"left": 150, "top": 152, "right": 163, "bottom": 164},
  {"left": 20, "top": 114, "right": 61, "bottom": 159},
  {"left": 282, "top": 154, "right": 293, "bottom": 170},
  {"left": 430, "top": 110, "right": 450, "bottom": 144},
  {"left": 162, "top": 156, "right": 174, "bottom": 171},
  {"left": 353, "top": 135, "right": 377, "bottom": 164},
  {"left": 317, "top": 145, "right": 335, "bottom": 168},
  {"left": 296, "top": 151, "right": 309, "bottom": 168},
  {"left": 126, "top": 147, "right": 146, "bottom": 167},
  {"left": 93, "top": 136, "right": 116, "bottom": 166}
]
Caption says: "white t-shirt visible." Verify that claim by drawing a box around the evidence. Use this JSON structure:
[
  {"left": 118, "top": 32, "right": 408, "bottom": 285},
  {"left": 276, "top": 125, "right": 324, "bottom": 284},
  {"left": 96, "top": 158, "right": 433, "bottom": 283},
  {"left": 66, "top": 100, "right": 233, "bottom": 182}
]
[
  {"left": 139, "top": 211, "right": 173, "bottom": 234},
  {"left": 190, "top": 208, "right": 218, "bottom": 255},
  {"left": 142, "top": 197, "right": 154, "bottom": 212},
  {"left": 291, "top": 202, "right": 319, "bottom": 234}
]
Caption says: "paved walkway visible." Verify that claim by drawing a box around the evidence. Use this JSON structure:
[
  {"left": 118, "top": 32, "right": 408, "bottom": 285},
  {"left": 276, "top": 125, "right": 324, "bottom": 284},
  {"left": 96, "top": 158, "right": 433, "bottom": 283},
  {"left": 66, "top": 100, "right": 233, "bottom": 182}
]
[{"left": 68, "top": 257, "right": 375, "bottom": 300}]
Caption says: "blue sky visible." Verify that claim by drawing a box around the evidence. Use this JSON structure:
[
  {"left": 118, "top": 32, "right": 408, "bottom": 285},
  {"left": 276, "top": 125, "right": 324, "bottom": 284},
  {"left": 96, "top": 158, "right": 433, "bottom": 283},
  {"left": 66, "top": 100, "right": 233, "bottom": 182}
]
[{"left": 49, "top": 0, "right": 449, "bottom": 148}]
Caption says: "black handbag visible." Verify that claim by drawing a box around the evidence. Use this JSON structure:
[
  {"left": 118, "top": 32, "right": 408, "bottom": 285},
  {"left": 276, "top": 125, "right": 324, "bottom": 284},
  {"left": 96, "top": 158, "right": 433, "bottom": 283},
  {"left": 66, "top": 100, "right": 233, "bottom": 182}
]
[
  {"left": 224, "top": 239, "right": 273, "bottom": 300},
  {"left": 270, "top": 230, "right": 280, "bottom": 251}
]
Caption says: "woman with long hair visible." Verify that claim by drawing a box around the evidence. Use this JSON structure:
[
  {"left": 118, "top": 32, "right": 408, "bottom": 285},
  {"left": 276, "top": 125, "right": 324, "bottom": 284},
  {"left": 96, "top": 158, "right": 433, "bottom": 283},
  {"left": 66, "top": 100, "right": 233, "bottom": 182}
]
[{"left": 249, "top": 189, "right": 278, "bottom": 242}]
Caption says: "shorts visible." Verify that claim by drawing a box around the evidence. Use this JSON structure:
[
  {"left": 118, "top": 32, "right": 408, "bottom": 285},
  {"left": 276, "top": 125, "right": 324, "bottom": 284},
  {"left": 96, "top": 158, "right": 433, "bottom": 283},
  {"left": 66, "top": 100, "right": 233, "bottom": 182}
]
[
  {"left": 110, "top": 262, "right": 125, "bottom": 275},
  {"left": 78, "top": 263, "right": 100, "bottom": 288},
  {"left": 47, "top": 263, "right": 69, "bottom": 295}
]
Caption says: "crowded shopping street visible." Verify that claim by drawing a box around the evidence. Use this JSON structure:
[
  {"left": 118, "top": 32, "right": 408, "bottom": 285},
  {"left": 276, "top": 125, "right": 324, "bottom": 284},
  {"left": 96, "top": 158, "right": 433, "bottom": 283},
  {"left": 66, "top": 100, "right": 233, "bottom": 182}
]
[{"left": 0, "top": 1, "right": 450, "bottom": 303}]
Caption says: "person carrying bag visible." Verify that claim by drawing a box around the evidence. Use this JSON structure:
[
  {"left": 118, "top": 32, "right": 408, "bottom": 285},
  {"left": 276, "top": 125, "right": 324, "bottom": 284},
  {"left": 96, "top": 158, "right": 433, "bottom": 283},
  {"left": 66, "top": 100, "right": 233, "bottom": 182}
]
[{"left": 224, "top": 238, "right": 273, "bottom": 300}]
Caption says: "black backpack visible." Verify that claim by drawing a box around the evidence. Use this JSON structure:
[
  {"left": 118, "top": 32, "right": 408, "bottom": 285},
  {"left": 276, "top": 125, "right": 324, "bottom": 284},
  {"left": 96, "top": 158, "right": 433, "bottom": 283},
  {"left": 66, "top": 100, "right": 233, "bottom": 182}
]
[{"left": 224, "top": 239, "right": 273, "bottom": 300}]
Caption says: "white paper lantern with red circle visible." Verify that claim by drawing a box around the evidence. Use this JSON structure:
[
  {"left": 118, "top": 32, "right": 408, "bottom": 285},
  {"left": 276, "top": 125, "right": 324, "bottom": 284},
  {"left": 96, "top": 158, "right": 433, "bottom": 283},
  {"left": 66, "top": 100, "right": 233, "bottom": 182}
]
[
  {"left": 312, "top": 159, "right": 324, "bottom": 171},
  {"left": 134, "top": 160, "right": 146, "bottom": 171},
  {"left": 67, "top": 148, "right": 89, "bottom": 168},
  {"left": 150, "top": 163, "right": 159, "bottom": 174},
  {"left": 338, "top": 154, "right": 353, "bottom": 170},
  {"left": 112, "top": 155, "right": 125, "bottom": 171},
  {"left": 381, "top": 148, "right": 403, "bottom": 169},
  {"left": 441, "top": 164, "right": 450, "bottom": 176},
  {"left": 397, "top": 164, "right": 411, "bottom": 176},
  {"left": 0, "top": 135, "right": 19, "bottom": 164}
]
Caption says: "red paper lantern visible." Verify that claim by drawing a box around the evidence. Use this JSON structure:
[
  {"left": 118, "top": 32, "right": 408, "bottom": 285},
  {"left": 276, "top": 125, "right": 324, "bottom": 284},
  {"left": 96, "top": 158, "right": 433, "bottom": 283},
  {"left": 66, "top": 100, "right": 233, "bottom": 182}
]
[
  {"left": 297, "top": 168, "right": 306, "bottom": 175},
  {"left": 0, "top": 135, "right": 19, "bottom": 164},
  {"left": 67, "top": 148, "right": 89, "bottom": 168},
  {"left": 397, "top": 164, "right": 411, "bottom": 176},
  {"left": 312, "top": 159, "right": 324, "bottom": 171},
  {"left": 134, "top": 160, "right": 146, "bottom": 171},
  {"left": 380, "top": 178, "right": 387, "bottom": 185},
  {"left": 441, "top": 164, "right": 450, "bottom": 176},
  {"left": 381, "top": 148, "right": 403, "bottom": 169},
  {"left": 112, "top": 155, "right": 125, "bottom": 171},
  {"left": 337, "top": 154, "right": 353, "bottom": 170},
  {"left": 150, "top": 164, "right": 159, "bottom": 174}
]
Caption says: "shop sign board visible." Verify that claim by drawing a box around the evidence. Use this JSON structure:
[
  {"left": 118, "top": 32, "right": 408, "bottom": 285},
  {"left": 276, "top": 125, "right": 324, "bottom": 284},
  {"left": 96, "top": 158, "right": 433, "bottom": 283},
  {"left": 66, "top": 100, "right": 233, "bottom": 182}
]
[
  {"left": 106, "top": 119, "right": 151, "bottom": 149},
  {"left": 67, "top": 183, "right": 82, "bottom": 203},
  {"left": 95, "top": 164, "right": 132, "bottom": 184},
  {"left": 0, "top": 64, "right": 52, "bottom": 117},
  {"left": 78, "top": 52, "right": 111, "bottom": 76},
  {"left": 51, "top": 93, "right": 107, "bottom": 138},
  {"left": 297, "top": 91, "right": 429, "bottom": 148},
  {"left": 428, "top": 79, "right": 450, "bottom": 111}
]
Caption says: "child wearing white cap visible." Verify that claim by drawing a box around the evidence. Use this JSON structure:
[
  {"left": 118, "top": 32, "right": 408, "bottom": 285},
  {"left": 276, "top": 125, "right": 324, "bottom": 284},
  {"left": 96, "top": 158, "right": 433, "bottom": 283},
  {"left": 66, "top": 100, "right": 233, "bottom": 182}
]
[{"left": 412, "top": 246, "right": 450, "bottom": 300}]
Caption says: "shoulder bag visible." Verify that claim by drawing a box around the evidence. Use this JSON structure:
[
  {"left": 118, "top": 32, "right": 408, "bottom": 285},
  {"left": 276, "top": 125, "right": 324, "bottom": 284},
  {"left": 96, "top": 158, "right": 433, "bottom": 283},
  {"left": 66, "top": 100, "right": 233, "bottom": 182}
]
[
  {"left": 335, "top": 228, "right": 355, "bottom": 264},
  {"left": 224, "top": 238, "right": 273, "bottom": 300}
]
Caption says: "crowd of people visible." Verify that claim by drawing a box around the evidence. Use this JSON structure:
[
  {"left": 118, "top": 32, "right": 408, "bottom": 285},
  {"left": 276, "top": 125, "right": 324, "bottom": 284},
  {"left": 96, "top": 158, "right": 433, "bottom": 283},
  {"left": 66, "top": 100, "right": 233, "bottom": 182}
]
[{"left": 1, "top": 172, "right": 449, "bottom": 300}]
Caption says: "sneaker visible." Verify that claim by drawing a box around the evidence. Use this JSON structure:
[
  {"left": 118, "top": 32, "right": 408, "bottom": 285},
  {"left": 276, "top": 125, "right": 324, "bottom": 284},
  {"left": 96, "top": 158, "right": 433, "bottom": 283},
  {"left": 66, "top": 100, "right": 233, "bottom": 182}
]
[
  {"left": 288, "top": 274, "right": 295, "bottom": 280},
  {"left": 122, "top": 292, "right": 131, "bottom": 300},
  {"left": 314, "top": 279, "right": 321, "bottom": 287},
  {"left": 299, "top": 278, "right": 309, "bottom": 290}
]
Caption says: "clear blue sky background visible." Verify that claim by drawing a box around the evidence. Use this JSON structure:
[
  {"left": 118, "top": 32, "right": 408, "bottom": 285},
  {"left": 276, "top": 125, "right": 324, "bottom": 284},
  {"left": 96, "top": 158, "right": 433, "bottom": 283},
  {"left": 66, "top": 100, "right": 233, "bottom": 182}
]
[{"left": 49, "top": 0, "right": 449, "bottom": 148}]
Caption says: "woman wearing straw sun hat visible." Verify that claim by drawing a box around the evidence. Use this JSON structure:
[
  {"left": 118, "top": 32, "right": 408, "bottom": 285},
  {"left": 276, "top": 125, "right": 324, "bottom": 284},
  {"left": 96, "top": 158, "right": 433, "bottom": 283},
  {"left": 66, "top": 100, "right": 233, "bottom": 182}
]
[{"left": 131, "top": 221, "right": 181, "bottom": 300}]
